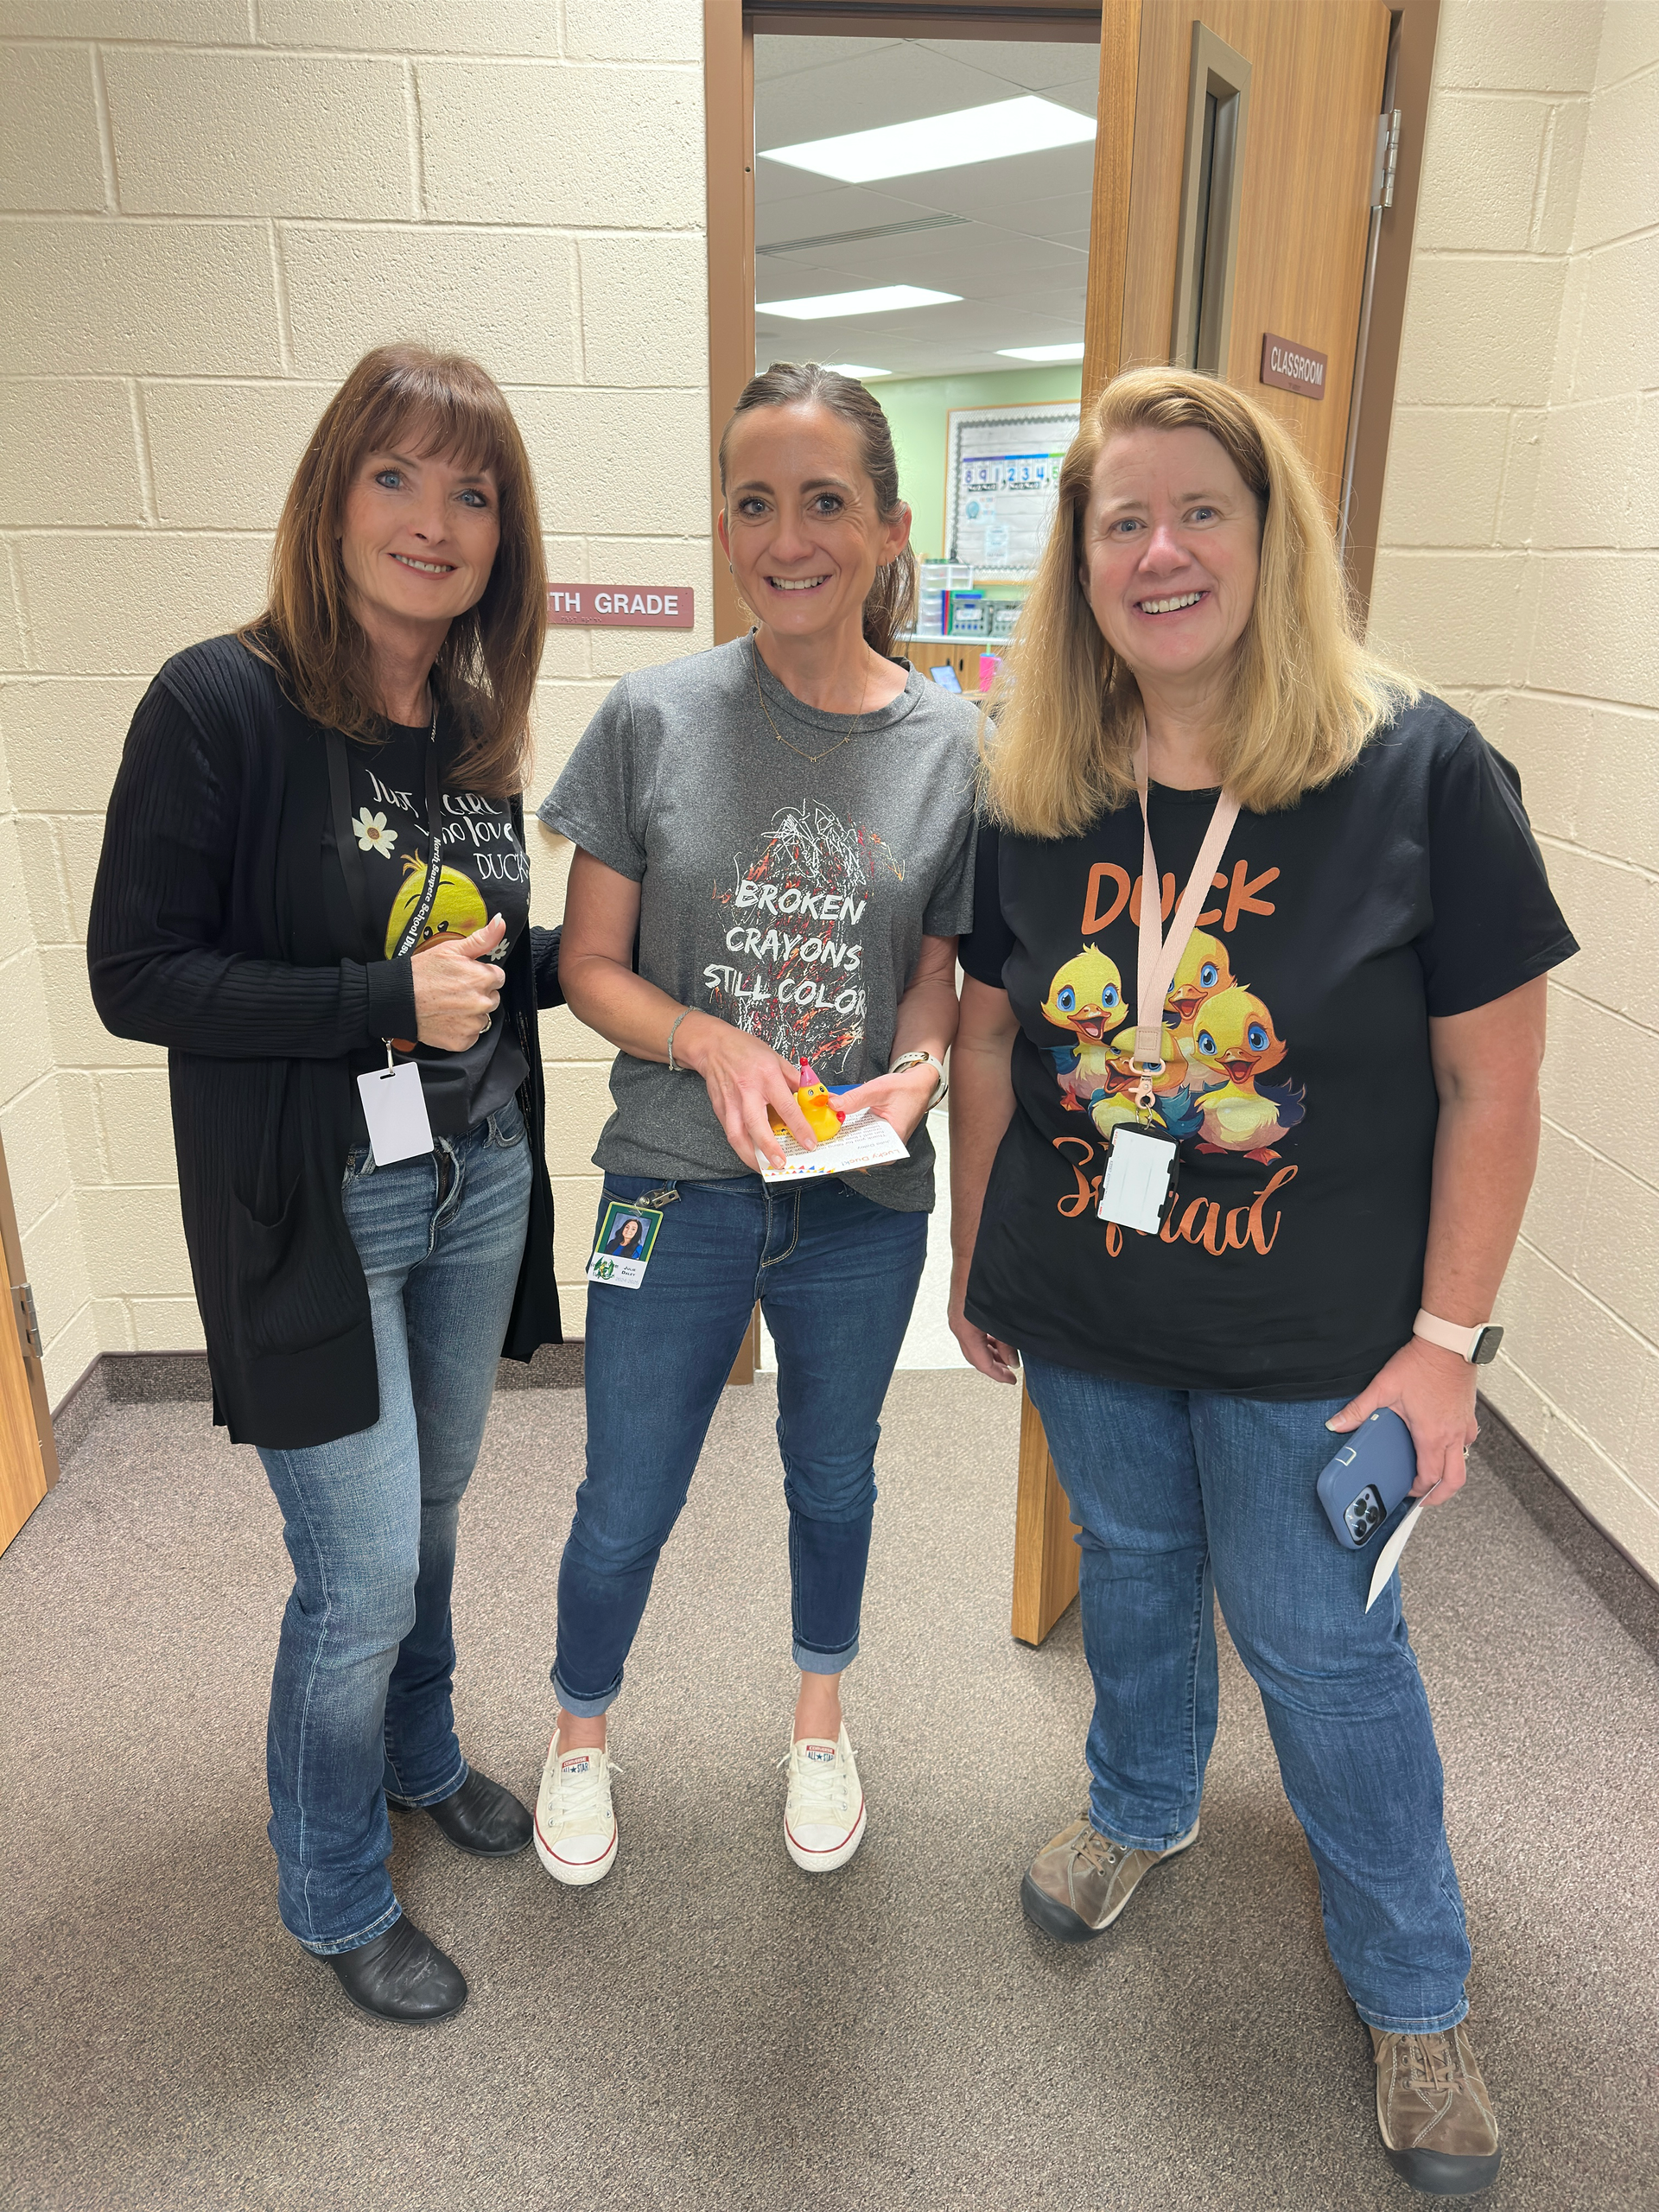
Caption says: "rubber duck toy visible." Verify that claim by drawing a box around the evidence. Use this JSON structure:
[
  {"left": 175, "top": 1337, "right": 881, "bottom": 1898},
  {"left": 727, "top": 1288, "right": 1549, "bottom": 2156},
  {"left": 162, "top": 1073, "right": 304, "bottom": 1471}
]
[
  {"left": 1039, "top": 947, "right": 1127, "bottom": 1114},
  {"left": 768, "top": 1065, "right": 847, "bottom": 1142},
  {"left": 1185, "top": 987, "right": 1306, "bottom": 1162}
]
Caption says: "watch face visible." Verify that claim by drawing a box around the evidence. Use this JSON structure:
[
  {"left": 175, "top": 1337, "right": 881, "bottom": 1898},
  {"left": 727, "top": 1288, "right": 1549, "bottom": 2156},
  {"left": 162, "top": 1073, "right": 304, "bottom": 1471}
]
[{"left": 1471, "top": 1325, "right": 1504, "bottom": 1365}]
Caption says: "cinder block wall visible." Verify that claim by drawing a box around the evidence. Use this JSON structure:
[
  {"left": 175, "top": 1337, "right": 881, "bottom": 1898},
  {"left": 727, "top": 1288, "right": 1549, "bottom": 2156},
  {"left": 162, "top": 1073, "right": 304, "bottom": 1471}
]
[
  {"left": 1369, "top": 0, "right": 1659, "bottom": 1574},
  {"left": 0, "top": 0, "right": 710, "bottom": 1395}
]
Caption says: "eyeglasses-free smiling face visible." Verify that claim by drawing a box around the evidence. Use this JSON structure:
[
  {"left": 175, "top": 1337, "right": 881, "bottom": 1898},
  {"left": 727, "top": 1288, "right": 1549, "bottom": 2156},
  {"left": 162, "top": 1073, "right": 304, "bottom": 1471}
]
[
  {"left": 718, "top": 402, "right": 909, "bottom": 645},
  {"left": 1080, "top": 424, "right": 1262, "bottom": 702},
  {"left": 339, "top": 442, "right": 502, "bottom": 649}
]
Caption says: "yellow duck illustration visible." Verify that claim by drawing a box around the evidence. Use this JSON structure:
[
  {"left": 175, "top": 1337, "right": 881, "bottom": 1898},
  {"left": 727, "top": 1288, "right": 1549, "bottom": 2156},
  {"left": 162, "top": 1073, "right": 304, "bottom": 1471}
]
[
  {"left": 768, "top": 1069, "right": 847, "bottom": 1142},
  {"left": 385, "top": 852, "right": 490, "bottom": 959},
  {"left": 383, "top": 854, "right": 492, "bottom": 1052},
  {"left": 1165, "top": 929, "right": 1236, "bottom": 1081},
  {"left": 1185, "top": 987, "right": 1306, "bottom": 1162},
  {"left": 1040, "top": 947, "right": 1127, "bottom": 1115}
]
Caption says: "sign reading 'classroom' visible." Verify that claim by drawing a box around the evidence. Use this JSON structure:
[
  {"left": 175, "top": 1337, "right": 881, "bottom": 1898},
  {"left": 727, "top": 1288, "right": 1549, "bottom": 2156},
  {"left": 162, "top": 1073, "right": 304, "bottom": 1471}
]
[
  {"left": 1258, "top": 334, "right": 1327, "bottom": 400},
  {"left": 546, "top": 585, "right": 696, "bottom": 629}
]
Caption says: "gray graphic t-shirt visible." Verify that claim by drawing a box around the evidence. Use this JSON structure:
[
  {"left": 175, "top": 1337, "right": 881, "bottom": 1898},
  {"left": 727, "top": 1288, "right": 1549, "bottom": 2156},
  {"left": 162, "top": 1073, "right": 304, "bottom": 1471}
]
[{"left": 540, "top": 637, "right": 979, "bottom": 1210}]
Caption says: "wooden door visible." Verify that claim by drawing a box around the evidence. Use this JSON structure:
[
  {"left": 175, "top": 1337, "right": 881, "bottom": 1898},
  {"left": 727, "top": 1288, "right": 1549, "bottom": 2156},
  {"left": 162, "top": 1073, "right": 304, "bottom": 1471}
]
[
  {"left": 1013, "top": 0, "right": 1395, "bottom": 1645},
  {"left": 0, "top": 1133, "right": 58, "bottom": 1558}
]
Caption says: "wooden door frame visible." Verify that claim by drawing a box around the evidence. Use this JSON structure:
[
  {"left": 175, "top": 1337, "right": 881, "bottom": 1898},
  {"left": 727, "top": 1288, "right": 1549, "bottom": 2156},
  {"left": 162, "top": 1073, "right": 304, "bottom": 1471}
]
[
  {"left": 1340, "top": 0, "right": 1439, "bottom": 624},
  {"left": 0, "top": 1130, "right": 60, "bottom": 1510}
]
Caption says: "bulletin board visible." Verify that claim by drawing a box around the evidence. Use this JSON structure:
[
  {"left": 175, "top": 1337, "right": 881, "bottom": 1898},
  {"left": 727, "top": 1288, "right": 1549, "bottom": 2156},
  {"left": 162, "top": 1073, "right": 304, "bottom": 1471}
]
[{"left": 944, "top": 400, "right": 1080, "bottom": 575}]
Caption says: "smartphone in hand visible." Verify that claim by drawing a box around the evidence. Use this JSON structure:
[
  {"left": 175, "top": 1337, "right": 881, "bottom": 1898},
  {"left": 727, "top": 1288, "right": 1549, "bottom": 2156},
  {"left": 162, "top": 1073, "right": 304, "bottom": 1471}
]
[{"left": 1316, "top": 1408, "right": 1415, "bottom": 1550}]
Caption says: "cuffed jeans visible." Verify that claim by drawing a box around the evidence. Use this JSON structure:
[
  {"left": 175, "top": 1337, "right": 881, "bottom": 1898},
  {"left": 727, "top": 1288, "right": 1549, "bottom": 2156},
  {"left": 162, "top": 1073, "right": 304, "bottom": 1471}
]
[
  {"left": 1022, "top": 1356, "right": 1472, "bottom": 2034},
  {"left": 256, "top": 1100, "right": 531, "bottom": 1955},
  {"left": 553, "top": 1171, "right": 927, "bottom": 1716}
]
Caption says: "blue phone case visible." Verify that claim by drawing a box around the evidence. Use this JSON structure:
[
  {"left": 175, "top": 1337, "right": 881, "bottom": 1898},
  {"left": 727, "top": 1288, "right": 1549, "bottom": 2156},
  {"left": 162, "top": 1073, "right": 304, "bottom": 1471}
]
[{"left": 1316, "top": 1409, "right": 1416, "bottom": 1549}]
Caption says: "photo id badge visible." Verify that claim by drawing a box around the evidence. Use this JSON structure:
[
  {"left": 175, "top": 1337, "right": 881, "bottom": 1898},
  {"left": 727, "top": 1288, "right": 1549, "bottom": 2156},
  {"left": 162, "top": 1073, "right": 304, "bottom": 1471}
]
[
  {"left": 1096, "top": 1122, "right": 1180, "bottom": 1235},
  {"left": 586, "top": 1198, "right": 664, "bottom": 1290},
  {"left": 356, "top": 1061, "right": 435, "bottom": 1166}
]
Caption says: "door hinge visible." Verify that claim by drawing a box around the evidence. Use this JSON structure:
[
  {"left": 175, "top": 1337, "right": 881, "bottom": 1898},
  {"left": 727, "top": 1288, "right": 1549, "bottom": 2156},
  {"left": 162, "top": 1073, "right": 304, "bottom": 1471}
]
[
  {"left": 1371, "top": 110, "right": 1401, "bottom": 209},
  {"left": 12, "top": 1281, "right": 42, "bottom": 1362}
]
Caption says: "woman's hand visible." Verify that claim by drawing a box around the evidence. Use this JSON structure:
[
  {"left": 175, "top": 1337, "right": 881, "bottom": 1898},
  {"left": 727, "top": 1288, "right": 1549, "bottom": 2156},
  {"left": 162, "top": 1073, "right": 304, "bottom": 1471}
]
[
  {"left": 410, "top": 913, "right": 507, "bottom": 1052},
  {"left": 948, "top": 1256, "right": 1020, "bottom": 1384},
  {"left": 1325, "top": 1336, "right": 1478, "bottom": 1503},
  {"left": 675, "top": 1014, "right": 817, "bottom": 1169},
  {"left": 835, "top": 1062, "right": 938, "bottom": 1146}
]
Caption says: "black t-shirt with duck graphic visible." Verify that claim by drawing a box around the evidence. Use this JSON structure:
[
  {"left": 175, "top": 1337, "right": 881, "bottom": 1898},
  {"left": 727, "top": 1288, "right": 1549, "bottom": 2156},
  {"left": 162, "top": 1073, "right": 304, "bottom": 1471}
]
[
  {"left": 960, "top": 698, "right": 1577, "bottom": 1399},
  {"left": 325, "top": 713, "right": 531, "bottom": 1138}
]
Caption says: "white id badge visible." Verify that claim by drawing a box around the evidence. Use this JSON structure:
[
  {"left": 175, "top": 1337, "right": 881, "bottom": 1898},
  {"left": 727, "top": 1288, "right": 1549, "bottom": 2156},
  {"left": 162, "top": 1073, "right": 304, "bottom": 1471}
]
[
  {"left": 1096, "top": 1123, "right": 1180, "bottom": 1234},
  {"left": 585, "top": 1198, "right": 664, "bottom": 1290},
  {"left": 356, "top": 1062, "right": 435, "bottom": 1166}
]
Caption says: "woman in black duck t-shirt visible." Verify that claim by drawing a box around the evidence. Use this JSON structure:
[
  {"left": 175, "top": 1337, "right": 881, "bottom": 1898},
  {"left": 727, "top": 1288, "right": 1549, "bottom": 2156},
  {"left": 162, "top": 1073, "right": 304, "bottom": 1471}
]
[
  {"left": 950, "top": 371, "right": 1573, "bottom": 2197},
  {"left": 88, "top": 347, "right": 565, "bottom": 2026}
]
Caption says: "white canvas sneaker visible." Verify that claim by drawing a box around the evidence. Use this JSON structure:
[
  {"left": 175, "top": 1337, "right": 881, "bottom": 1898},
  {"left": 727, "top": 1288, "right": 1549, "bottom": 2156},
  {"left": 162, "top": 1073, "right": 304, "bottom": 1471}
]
[
  {"left": 784, "top": 1725, "right": 867, "bottom": 1872},
  {"left": 532, "top": 1731, "right": 617, "bottom": 1886}
]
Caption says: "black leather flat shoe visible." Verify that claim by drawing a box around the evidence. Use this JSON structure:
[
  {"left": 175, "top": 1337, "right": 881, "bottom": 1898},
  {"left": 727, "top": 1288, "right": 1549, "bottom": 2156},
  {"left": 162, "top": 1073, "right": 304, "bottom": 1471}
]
[
  {"left": 327, "top": 1916, "right": 467, "bottom": 2024},
  {"left": 420, "top": 1765, "right": 534, "bottom": 1858}
]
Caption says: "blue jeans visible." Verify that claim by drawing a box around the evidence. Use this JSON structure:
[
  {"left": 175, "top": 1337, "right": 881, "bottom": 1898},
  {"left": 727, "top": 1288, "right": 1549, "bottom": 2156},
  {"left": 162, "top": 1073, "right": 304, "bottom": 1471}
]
[
  {"left": 554, "top": 1172, "right": 928, "bottom": 1715},
  {"left": 1021, "top": 1357, "right": 1471, "bottom": 2034},
  {"left": 256, "top": 1100, "right": 531, "bottom": 1955}
]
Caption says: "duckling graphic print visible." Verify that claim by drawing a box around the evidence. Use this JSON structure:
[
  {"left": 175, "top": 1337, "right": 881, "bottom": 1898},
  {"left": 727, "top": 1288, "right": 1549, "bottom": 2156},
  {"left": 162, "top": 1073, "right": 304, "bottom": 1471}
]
[
  {"left": 1185, "top": 986, "right": 1305, "bottom": 1163},
  {"left": 334, "top": 742, "right": 531, "bottom": 998},
  {"left": 383, "top": 851, "right": 490, "bottom": 958},
  {"left": 1040, "top": 931, "right": 1304, "bottom": 1166}
]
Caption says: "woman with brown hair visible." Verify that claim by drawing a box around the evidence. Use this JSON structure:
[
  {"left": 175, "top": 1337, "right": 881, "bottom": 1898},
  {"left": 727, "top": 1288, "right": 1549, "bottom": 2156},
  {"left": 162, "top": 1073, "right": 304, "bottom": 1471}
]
[
  {"left": 950, "top": 368, "right": 1574, "bottom": 2195},
  {"left": 88, "top": 346, "right": 564, "bottom": 2024},
  {"left": 533, "top": 364, "right": 977, "bottom": 1888}
]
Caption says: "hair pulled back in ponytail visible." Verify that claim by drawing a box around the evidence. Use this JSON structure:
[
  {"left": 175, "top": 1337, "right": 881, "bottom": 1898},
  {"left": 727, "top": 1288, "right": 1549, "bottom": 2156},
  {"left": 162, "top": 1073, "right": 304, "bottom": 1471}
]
[{"left": 717, "top": 362, "right": 918, "bottom": 660}]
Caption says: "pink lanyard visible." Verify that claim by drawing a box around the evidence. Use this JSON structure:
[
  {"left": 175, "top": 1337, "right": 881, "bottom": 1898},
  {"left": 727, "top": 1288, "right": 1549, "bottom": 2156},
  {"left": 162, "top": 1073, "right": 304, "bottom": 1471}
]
[{"left": 1129, "top": 724, "right": 1240, "bottom": 1109}]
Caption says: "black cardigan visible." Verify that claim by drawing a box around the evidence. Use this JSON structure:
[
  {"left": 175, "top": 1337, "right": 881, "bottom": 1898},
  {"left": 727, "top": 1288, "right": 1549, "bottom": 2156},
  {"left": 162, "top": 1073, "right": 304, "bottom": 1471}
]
[{"left": 87, "top": 635, "right": 563, "bottom": 1450}]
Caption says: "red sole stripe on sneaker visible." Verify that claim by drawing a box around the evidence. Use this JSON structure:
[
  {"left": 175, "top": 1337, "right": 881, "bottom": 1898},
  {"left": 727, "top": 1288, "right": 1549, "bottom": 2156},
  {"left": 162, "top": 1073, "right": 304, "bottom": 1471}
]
[{"left": 534, "top": 1814, "right": 615, "bottom": 1868}]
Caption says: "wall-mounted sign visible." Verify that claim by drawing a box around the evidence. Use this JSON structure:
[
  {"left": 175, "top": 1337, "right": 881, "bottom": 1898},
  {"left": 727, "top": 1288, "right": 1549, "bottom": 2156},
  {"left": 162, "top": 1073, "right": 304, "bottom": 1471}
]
[
  {"left": 1259, "top": 333, "right": 1326, "bottom": 400},
  {"left": 546, "top": 585, "right": 695, "bottom": 629}
]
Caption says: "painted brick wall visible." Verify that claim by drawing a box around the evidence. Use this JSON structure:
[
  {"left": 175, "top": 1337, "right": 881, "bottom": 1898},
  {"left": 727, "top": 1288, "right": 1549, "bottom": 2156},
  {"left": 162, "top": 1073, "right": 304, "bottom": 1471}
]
[
  {"left": 0, "top": 0, "right": 709, "bottom": 1397},
  {"left": 1368, "top": 0, "right": 1659, "bottom": 1573}
]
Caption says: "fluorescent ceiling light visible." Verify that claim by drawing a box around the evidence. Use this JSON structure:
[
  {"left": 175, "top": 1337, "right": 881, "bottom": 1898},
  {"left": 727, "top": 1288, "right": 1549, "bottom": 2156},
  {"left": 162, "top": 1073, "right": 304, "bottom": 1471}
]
[
  {"left": 758, "top": 285, "right": 960, "bottom": 321},
  {"left": 760, "top": 95, "right": 1095, "bottom": 186},
  {"left": 997, "top": 341, "right": 1087, "bottom": 363},
  {"left": 827, "top": 363, "right": 892, "bottom": 378}
]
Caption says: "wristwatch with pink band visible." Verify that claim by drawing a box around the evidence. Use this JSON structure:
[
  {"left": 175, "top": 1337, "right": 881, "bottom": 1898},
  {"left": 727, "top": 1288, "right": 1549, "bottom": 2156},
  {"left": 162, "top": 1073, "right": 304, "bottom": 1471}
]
[{"left": 1413, "top": 1309, "right": 1504, "bottom": 1365}]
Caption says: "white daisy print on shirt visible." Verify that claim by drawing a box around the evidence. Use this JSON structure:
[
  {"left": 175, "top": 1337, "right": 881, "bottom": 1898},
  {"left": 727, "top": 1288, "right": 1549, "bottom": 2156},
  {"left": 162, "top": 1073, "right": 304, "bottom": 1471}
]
[{"left": 353, "top": 809, "right": 397, "bottom": 857}]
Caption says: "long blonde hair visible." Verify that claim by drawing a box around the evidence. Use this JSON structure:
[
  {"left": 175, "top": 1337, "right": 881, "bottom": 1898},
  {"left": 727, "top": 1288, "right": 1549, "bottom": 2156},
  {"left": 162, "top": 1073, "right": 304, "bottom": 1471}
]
[
  {"left": 240, "top": 345, "right": 546, "bottom": 799},
  {"left": 982, "top": 368, "right": 1414, "bottom": 836}
]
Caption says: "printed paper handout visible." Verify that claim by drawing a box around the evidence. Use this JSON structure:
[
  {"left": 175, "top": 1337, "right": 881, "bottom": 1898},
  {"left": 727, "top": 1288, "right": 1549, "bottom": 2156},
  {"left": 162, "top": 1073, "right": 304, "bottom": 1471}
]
[{"left": 757, "top": 1107, "right": 910, "bottom": 1184}]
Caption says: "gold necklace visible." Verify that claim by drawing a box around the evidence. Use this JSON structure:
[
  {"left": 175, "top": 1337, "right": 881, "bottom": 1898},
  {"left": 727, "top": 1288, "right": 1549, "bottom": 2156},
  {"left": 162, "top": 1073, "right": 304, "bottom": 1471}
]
[{"left": 749, "top": 635, "right": 872, "bottom": 765}]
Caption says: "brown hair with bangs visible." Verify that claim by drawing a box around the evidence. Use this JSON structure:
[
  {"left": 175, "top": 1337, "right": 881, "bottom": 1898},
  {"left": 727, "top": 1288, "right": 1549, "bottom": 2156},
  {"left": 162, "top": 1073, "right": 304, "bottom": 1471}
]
[
  {"left": 240, "top": 344, "right": 545, "bottom": 798},
  {"left": 983, "top": 366, "right": 1416, "bottom": 838}
]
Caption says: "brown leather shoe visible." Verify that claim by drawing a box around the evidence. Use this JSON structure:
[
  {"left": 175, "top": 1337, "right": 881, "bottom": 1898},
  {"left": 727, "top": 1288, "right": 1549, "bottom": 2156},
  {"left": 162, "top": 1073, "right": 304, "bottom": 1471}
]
[
  {"left": 1371, "top": 2022, "right": 1501, "bottom": 2196},
  {"left": 1020, "top": 1812, "right": 1198, "bottom": 1943}
]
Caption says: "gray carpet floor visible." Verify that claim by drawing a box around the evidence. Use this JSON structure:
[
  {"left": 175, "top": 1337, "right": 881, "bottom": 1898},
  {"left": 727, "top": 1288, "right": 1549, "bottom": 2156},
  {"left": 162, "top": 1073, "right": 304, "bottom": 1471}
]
[{"left": 3, "top": 1370, "right": 1656, "bottom": 2212}]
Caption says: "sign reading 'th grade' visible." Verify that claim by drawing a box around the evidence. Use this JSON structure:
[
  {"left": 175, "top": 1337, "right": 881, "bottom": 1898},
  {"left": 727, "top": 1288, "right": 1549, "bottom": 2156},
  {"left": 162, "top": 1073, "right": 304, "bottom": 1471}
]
[
  {"left": 1258, "top": 333, "right": 1327, "bottom": 400},
  {"left": 547, "top": 585, "right": 696, "bottom": 629}
]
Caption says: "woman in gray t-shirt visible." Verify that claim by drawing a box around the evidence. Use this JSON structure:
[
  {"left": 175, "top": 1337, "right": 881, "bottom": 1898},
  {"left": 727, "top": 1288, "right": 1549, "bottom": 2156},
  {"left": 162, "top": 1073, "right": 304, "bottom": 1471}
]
[{"left": 533, "top": 365, "right": 978, "bottom": 1889}]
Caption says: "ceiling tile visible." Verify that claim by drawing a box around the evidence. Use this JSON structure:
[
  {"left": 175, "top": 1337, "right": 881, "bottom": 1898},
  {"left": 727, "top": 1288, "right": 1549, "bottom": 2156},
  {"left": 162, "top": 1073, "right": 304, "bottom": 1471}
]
[
  {"left": 753, "top": 34, "right": 1102, "bottom": 383},
  {"left": 913, "top": 38, "right": 1099, "bottom": 97}
]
